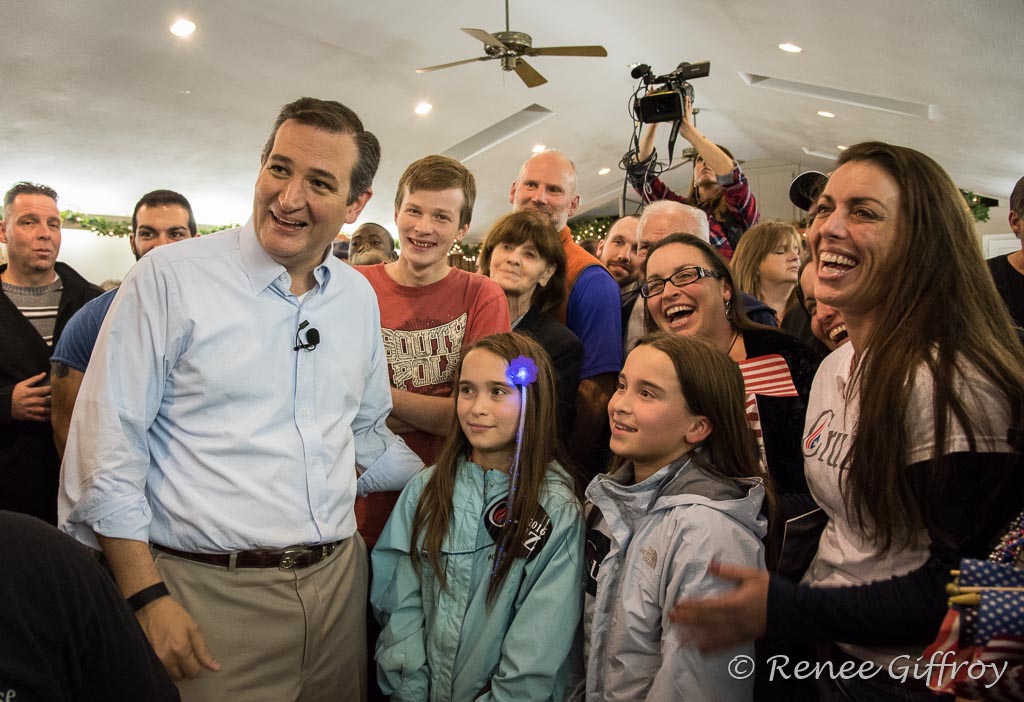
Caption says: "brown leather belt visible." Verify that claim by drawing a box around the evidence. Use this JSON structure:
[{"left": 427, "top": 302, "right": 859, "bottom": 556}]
[{"left": 152, "top": 540, "right": 343, "bottom": 571}]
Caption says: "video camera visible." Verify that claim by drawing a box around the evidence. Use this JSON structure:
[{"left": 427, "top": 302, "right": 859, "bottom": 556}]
[{"left": 631, "top": 61, "right": 711, "bottom": 124}]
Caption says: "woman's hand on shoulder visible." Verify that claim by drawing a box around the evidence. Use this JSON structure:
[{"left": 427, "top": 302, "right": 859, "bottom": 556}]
[{"left": 669, "top": 561, "right": 769, "bottom": 653}]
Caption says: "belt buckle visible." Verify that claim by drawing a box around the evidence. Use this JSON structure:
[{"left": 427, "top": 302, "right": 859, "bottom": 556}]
[{"left": 278, "top": 547, "right": 310, "bottom": 571}]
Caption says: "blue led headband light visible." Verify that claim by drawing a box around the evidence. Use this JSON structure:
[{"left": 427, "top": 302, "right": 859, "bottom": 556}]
[{"left": 491, "top": 356, "right": 539, "bottom": 578}]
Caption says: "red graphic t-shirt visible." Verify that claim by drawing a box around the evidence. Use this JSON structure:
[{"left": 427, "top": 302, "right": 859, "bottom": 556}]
[{"left": 354, "top": 264, "right": 511, "bottom": 544}]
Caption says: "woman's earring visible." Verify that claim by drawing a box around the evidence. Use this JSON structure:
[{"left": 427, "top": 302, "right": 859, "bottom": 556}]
[{"left": 725, "top": 298, "right": 733, "bottom": 320}]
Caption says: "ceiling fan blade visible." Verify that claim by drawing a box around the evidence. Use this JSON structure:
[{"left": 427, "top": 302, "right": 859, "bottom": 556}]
[
  {"left": 530, "top": 45, "right": 608, "bottom": 57},
  {"left": 514, "top": 58, "right": 548, "bottom": 88},
  {"left": 461, "top": 28, "right": 507, "bottom": 49},
  {"left": 416, "top": 56, "right": 491, "bottom": 73}
]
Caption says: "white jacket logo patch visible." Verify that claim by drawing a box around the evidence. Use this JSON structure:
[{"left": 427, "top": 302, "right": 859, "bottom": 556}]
[{"left": 641, "top": 545, "right": 657, "bottom": 569}]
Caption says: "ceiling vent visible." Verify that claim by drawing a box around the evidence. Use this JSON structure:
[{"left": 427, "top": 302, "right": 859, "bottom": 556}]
[{"left": 442, "top": 104, "right": 554, "bottom": 162}]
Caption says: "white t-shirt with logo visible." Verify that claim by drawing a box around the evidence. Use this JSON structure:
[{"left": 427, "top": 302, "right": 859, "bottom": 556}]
[{"left": 801, "top": 342, "right": 1013, "bottom": 665}]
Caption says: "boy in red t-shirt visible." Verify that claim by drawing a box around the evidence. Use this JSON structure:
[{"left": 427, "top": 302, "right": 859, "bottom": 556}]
[{"left": 355, "top": 155, "right": 510, "bottom": 545}]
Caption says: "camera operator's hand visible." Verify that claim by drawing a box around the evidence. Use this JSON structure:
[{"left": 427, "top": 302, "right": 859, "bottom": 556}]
[{"left": 677, "top": 95, "right": 697, "bottom": 140}]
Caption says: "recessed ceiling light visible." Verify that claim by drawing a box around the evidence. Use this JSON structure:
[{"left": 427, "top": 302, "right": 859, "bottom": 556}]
[
  {"left": 598, "top": 167, "right": 611, "bottom": 176},
  {"left": 817, "top": 110, "right": 835, "bottom": 118},
  {"left": 837, "top": 144, "right": 849, "bottom": 151},
  {"left": 532, "top": 144, "right": 546, "bottom": 154},
  {"left": 414, "top": 102, "right": 432, "bottom": 116},
  {"left": 170, "top": 18, "right": 196, "bottom": 37},
  {"left": 778, "top": 43, "right": 802, "bottom": 53}
]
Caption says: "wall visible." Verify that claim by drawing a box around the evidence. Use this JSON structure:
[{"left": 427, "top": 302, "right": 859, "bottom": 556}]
[
  {"left": 0, "top": 228, "right": 136, "bottom": 286},
  {"left": 743, "top": 162, "right": 801, "bottom": 223}
]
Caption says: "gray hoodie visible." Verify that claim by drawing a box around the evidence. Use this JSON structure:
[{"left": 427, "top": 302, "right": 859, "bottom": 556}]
[{"left": 578, "top": 451, "right": 767, "bottom": 702}]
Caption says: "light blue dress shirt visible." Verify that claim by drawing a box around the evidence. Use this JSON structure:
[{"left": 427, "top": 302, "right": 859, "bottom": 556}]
[{"left": 59, "top": 222, "right": 422, "bottom": 552}]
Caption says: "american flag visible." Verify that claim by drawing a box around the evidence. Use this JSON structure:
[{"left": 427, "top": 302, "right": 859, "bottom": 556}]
[
  {"left": 738, "top": 355, "right": 798, "bottom": 471},
  {"left": 738, "top": 354, "right": 799, "bottom": 397},
  {"left": 925, "top": 559, "right": 1024, "bottom": 699}
]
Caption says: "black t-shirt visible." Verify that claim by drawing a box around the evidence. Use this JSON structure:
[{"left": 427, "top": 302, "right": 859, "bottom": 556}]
[
  {"left": 988, "top": 253, "right": 1024, "bottom": 328},
  {"left": 0, "top": 511, "right": 179, "bottom": 701}
]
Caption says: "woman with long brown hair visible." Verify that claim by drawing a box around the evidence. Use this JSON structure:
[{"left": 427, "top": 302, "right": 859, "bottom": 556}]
[
  {"left": 672, "top": 142, "right": 1024, "bottom": 701},
  {"left": 371, "top": 333, "right": 583, "bottom": 701}
]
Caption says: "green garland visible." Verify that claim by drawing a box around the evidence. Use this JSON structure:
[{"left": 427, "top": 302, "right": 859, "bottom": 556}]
[
  {"left": 569, "top": 215, "right": 618, "bottom": 243},
  {"left": 61, "top": 210, "right": 237, "bottom": 237},
  {"left": 959, "top": 191, "right": 991, "bottom": 223},
  {"left": 451, "top": 242, "right": 481, "bottom": 262}
]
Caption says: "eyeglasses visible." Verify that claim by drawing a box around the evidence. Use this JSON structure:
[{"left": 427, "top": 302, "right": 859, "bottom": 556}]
[{"left": 640, "top": 265, "right": 722, "bottom": 298}]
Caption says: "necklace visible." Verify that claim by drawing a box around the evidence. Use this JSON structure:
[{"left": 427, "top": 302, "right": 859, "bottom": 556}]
[{"left": 727, "top": 331, "right": 740, "bottom": 355}]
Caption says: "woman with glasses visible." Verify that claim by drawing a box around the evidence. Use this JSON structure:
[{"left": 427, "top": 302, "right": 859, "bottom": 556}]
[{"left": 642, "top": 233, "right": 821, "bottom": 532}]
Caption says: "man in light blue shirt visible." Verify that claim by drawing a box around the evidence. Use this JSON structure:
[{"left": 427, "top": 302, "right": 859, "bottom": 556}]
[{"left": 59, "top": 97, "right": 422, "bottom": 701}]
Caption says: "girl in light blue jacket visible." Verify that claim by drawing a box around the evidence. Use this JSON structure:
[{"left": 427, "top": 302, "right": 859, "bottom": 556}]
[
  {"left": 372, "top": 333, "right": 584, "bottom": 702},
  {"left": 579, "top": 332, "right": 775, "bottom": 702}
]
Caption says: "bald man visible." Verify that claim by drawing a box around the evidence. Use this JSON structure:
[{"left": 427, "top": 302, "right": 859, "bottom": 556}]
[{"left": 509, "top": 150, "right": 622, "bottom": 473}]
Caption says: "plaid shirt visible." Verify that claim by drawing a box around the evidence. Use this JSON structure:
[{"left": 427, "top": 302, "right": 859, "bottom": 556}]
[{"left": 627, "top": 157, "right": 758, "bottom": 260}]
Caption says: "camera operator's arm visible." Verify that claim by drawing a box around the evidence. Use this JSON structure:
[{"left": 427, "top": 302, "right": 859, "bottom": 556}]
[
  {"left": 678, "top": 95, "right": 758, "bottom": 238},
  {"left": 636, "top": 122, "right": 659, "bottom": 163},
  {"left": 677, "top": 96, "right": 733, "bottom": 176}
]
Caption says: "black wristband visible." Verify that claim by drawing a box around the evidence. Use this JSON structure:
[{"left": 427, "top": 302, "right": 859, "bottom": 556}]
[{"left": 127, "top": 582, "right": 170, "bottom": 612}]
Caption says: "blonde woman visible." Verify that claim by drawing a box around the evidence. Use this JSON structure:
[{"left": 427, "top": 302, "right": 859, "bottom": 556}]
[{"left": 730, "top": 221, "right": 802, "bottom": 324}]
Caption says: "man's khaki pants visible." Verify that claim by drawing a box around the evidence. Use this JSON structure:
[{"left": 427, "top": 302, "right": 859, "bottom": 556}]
[{"left": 154, "top": 535, "right": 367, "bottom": 702}]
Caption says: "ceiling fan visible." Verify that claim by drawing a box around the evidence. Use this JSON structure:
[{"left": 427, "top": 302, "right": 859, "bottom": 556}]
[{"left": 415, "top": 0, "right": 607, "bottom": 88}]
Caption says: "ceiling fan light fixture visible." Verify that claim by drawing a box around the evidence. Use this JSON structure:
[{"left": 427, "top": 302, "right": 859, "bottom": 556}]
[
  {"left": 416, "top": 0, "right": 605, "bottom": 88},
  {"left": 414, "top": 102, "right": 433, "bottom": 116},
  {"left": 170, "top": 18, "right": 196, "bottom": 37}
]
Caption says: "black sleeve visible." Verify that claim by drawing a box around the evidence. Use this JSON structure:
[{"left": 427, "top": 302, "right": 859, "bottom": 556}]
[
  {"left": 0, "top": 512, "right": 180, "bottom": 701},
  {"left": 553, "top": 337, "right": 584, "bottom": 444},
  {"left": 0, "top": 383, "right": 13, "bottom": 424},
  {"left": 766, "top": 450, "right": 1024, "bottom": 646}
]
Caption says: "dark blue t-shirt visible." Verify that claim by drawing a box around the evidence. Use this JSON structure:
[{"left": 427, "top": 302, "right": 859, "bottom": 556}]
[{"left": 50, "top": 287, "right": 117, "bottom": 371}]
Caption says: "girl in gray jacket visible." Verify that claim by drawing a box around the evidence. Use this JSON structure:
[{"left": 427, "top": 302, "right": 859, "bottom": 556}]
[{"left": 579, "top": 332, "right": 774, "bottom": 701}]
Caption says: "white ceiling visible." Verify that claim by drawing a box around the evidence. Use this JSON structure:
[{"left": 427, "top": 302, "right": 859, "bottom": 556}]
[{"left": 2, "top": 0, "right": 1022, "bottom": 243}]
